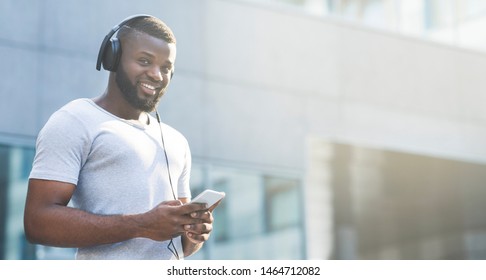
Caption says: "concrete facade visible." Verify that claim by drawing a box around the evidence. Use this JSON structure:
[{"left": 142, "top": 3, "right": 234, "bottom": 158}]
[
  {"left": 2, "top": 0, "right": 484, "bottom": 163},
  {"left": 1, "top": 0, "right": 486, "bottom": 259}
]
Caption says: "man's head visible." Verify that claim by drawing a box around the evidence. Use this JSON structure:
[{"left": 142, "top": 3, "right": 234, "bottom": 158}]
[{"left": 104, "top": 16, "right": 177, "bottom": 112}]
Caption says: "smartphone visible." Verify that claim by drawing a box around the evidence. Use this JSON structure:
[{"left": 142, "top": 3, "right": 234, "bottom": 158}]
[{"left": 191, "top": 189, "right": 225, "bottom": 209}]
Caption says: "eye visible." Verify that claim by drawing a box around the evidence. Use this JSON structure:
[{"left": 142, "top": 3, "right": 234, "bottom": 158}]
[
  {"left": 138, "top": 58, "right": 151, "bottom": 65},
  {"left": 160, "top": 66, "right": 171, "bottom": 74}
]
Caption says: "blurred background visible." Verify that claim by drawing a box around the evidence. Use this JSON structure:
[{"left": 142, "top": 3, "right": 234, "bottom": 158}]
[{"left": 1, "top": 0, "right": 486, "bottom": 260}]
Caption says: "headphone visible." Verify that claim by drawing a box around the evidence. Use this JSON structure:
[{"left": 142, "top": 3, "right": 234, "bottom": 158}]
[{"left": 96, "top": 14, "right": 153, "bottom": 72}]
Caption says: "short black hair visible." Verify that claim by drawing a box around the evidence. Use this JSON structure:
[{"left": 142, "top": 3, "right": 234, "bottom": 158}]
[{"left": 117, "top": 16, "right": 176, "bottom": 44}]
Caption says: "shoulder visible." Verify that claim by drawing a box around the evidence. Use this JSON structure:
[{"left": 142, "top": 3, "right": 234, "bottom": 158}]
[
  {"left": 154, "top": 120, "right": 191, "bottom": 156},
  {"left": 45, "top": 98, "right": 111, "bottom": 130},
  {"left": 159, "top": 122, "right": 188, "bottom": 144},
  {"left": 37, "top": 99, "right": 102, "bottom": 144},
  {"left": 55, "top": 98, "right": 99, "bottom": 119}
]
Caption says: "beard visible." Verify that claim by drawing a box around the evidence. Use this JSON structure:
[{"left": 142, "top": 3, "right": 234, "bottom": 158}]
[{"left": 115, "top": 62, "right": 166, "bottom": 112}]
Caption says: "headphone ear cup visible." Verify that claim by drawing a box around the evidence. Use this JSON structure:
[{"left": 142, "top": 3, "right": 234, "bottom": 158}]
[{"left": 102, "top": 38, "right": 121, "bottom": 72}]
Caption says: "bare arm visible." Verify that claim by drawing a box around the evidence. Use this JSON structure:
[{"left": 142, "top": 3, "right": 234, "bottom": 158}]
[{"left": 24, "top": 179, "right": 208, "bottom": 248}]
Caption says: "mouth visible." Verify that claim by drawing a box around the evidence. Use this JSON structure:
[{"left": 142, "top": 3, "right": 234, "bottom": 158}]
[{"left": 139, "top": 81, "right": 162, "bottom": 96}]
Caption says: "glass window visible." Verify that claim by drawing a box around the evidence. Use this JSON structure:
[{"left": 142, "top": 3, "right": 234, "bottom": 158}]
[
  {"left": 211, "top": 177, "right": 229, "bottom": 242},
  {"left": 2, "top": 145, "right": 37, "bottom": 259},
  {"left": 461, "top": 0, "right": 486, "bottom": 19},
  {"left": 314, "top": 141, "right": 486, "bottom": 259},
  {"left": 265, "top": 176, "right": 301, "bottom": 232},
  {"left": 210, "top": 166, "right": 265, "bottom": 240},
  {"left": 0, "top": 145, "right": 8, "bottom": 259},
  {"left": 1, "top": 144, "right": 37, "bottom": 259},
  {"left": 0, "top": 143, "right": 76, "bottom": 260},
  {"left": 250, "top": 0, "right": 486, "bottom": 52},
  {"left": 188, "top": 164, "right": 304, "bottom": 259}
]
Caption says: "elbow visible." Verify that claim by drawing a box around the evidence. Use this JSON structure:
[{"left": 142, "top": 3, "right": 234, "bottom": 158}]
[
  {"left": 24, "top": 213, "right": 41, "bottom": 244},
  {"left": 23, "top": 207, "right": 50, "bottom": 245}
]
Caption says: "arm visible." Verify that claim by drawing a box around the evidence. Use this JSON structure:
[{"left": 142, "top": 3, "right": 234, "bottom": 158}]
[{"left": 24, "top": 179, "right": 208, "bottom": 248}]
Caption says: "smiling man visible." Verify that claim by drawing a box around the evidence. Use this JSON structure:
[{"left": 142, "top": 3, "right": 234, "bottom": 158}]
[{"left": 23, "top": 15, "right": 214, "bottom": 260}]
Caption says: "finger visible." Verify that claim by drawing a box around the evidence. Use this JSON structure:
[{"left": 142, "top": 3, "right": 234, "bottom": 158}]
[
  {"left": 184, "top": 223, "right": 212, "bottom": 235},
  {"left": 178, "top": 215, "right": 205, "bottom": 227},
  {"left": 191, "top": 211, "right": 213, "bottom": 224},
  {"left": 181, "top": 202, "right": 208, "bottom": 214}
]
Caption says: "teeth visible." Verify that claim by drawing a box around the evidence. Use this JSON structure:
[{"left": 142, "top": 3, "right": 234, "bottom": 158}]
[{"left": 141, "top": 83, "right": 155, "bottom": 90}]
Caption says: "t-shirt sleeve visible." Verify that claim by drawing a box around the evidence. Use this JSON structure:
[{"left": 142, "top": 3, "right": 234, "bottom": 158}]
[{"left": 29, "top": 110, "right": 91, "bottom": 186}]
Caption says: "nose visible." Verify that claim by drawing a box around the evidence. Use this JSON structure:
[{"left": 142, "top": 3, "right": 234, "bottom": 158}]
[{"left": 148, "top": 66, "right": 163, "bottom": 82}]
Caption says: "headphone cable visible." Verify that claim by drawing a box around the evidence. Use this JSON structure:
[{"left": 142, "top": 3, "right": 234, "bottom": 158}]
[
  {"left": 155, "top": 110, "right": 177, "bottom": 200},
  {"left": 155, "top": 110, "right": 180, "bottom": 260}
]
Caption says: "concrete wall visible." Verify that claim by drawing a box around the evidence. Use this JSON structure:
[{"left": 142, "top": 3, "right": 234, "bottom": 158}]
[
  {"left": 2, "top": 0, "right": 486, "bottom": 259},
  {"left": 2, "top": 0, "right": 484, "bottom": 164},
  {"left": 0, "top": 0, "right": 206, "bottom": 145},
  {"left": 185, "top": 0, "right": 486, "bottom": 168}
]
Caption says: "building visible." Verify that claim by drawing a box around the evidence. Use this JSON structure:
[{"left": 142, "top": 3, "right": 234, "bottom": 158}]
[{"left": 1, "top": 0, "right": 486, "bottom": 260}]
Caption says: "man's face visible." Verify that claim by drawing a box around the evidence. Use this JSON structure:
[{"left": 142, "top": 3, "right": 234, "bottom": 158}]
[{"left": 115, "top": 31, "right": 176, "bottom": 112}]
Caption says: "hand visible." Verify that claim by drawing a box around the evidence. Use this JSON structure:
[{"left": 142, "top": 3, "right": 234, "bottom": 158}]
[
  {"left": 139, "top": 200, "right": 208, "bottom": 241},
  {"left": 183, "top": 209, "right": 214, "bottom": 244}
]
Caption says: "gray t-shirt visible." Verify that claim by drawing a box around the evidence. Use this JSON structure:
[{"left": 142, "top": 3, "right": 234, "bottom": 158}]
[{"left": 29, "top": 98, "right": 192, "bottom": 259}]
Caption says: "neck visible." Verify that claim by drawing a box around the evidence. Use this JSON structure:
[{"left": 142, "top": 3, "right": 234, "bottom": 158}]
[
  {"left": 94, "top": 76, "right": 145, "bottom": 121},
  {"left": 94, "top": 93, "right": 150, "bottom": 125}
]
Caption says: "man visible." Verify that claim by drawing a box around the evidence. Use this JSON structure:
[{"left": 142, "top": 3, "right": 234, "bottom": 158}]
[{"left": 24, "top": 15, "right": 214, "bottom": 260}]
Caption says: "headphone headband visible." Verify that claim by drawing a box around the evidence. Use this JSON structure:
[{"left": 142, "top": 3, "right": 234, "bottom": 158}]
[{"left": 96, "top": 14, "right": 153, "bottom": 71}]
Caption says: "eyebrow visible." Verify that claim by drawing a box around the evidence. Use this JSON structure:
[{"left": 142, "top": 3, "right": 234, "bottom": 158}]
[
  {"left": 138, "top": 51, "right": 173, "bottom": 66},
  {"left": 138, "top": 51, "right": 155, "bottom": 58}
]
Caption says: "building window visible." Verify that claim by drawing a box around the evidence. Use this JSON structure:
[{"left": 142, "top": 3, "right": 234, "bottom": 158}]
[
  {"left": 265, "top": 176, "right": 301, "bottom": 232},
  {"left": 0, "top": 144, "right": 37, "bottom": 260},
  {"left": 211, "top": 178, "right": 229, "bottom": 243},
  {"left": 188, "top": 163, "right": 304, "bottom": 259},
  {"left": 0, "top": 143, "right": 76, "bottom": 260}
]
